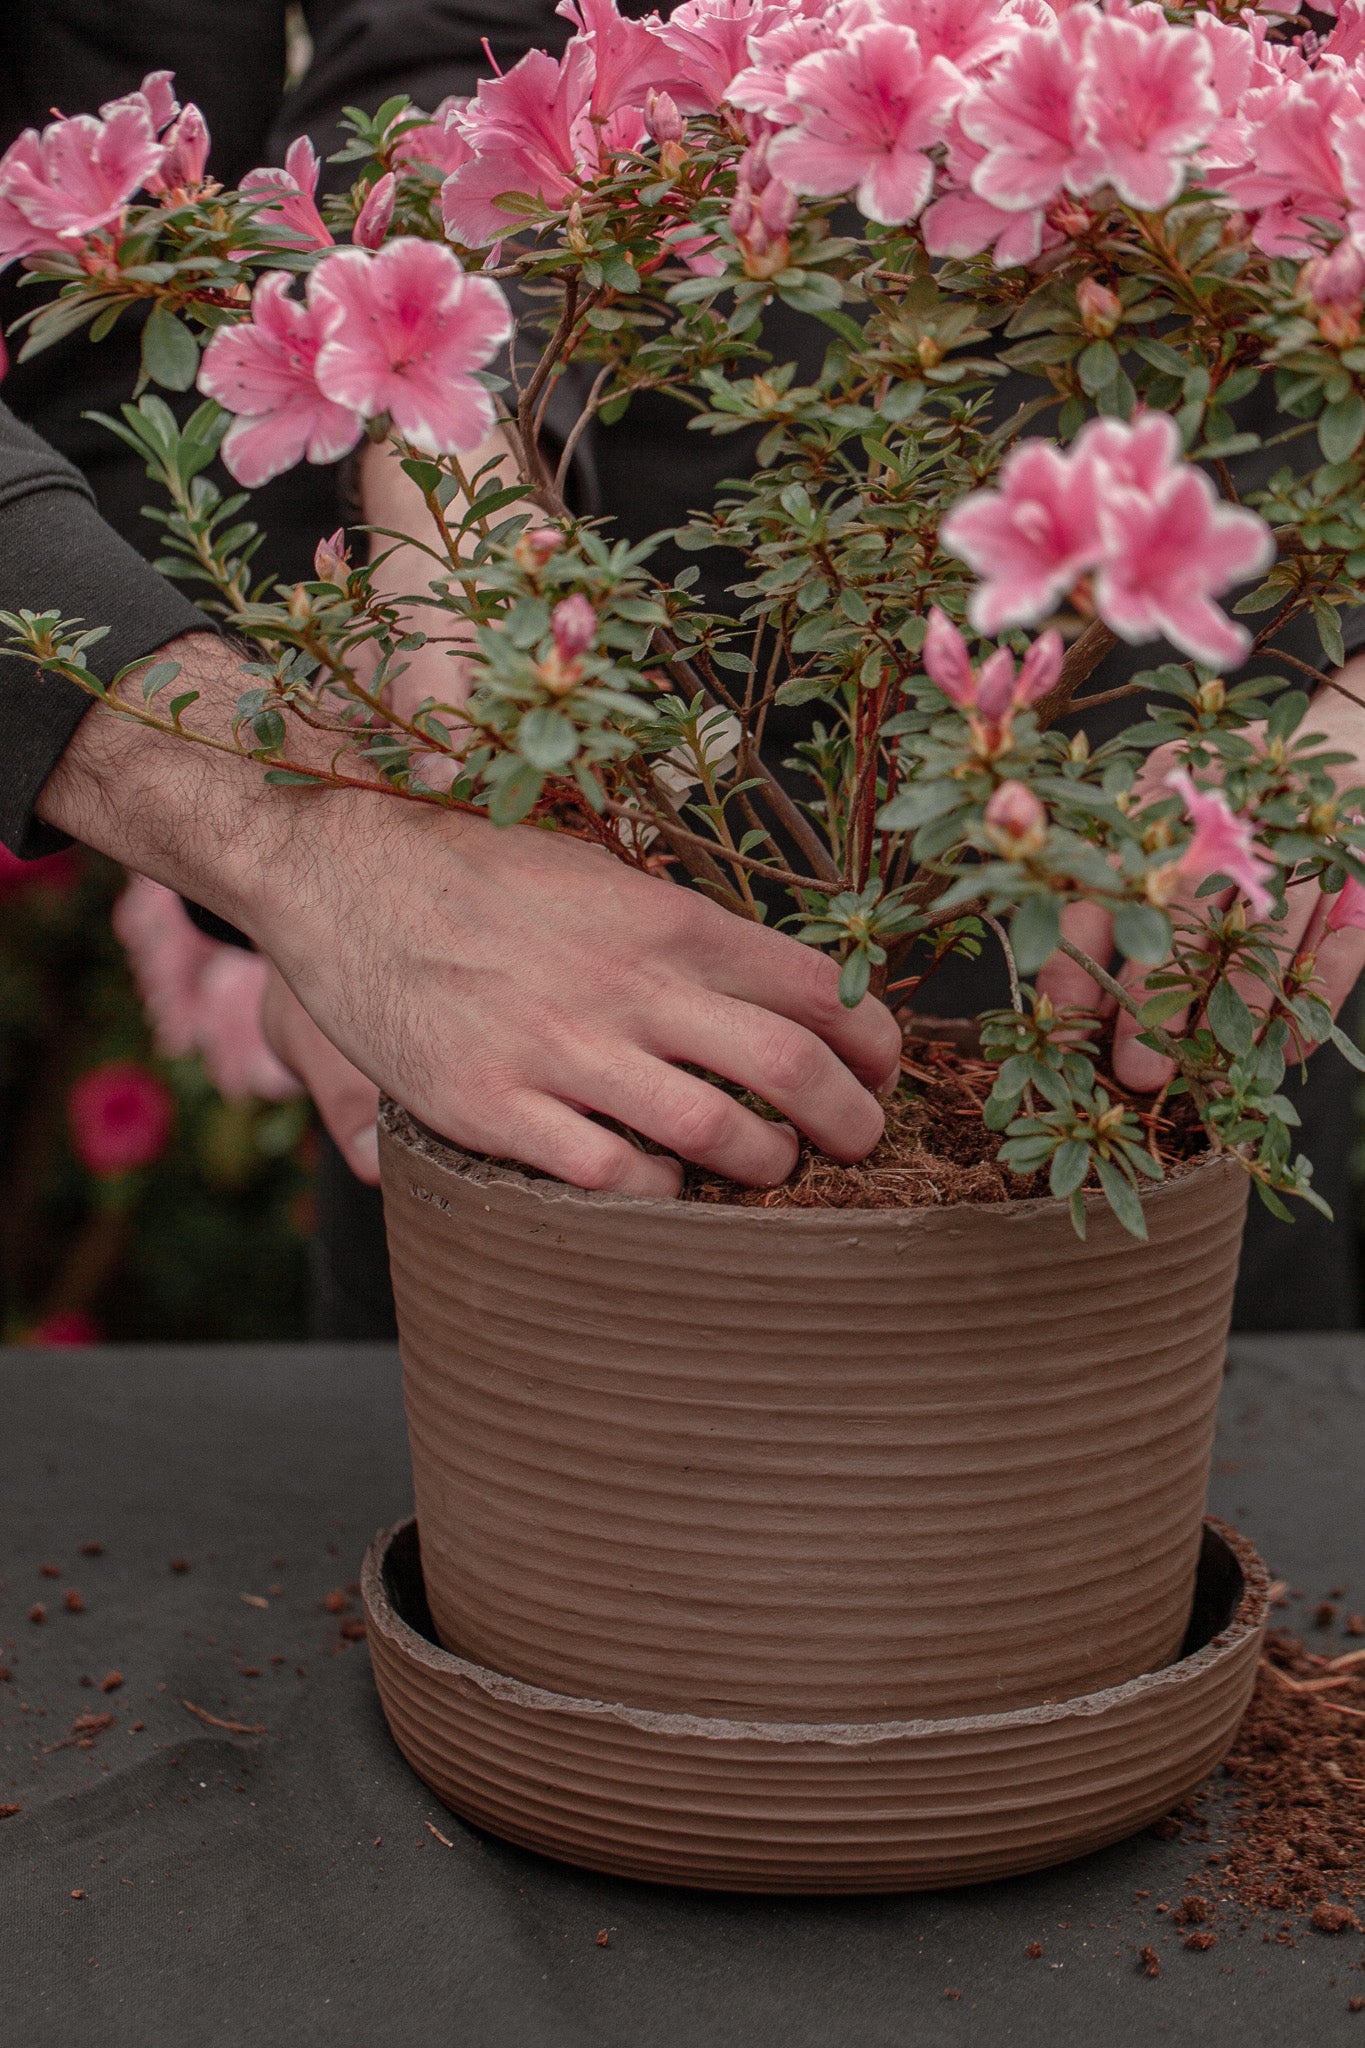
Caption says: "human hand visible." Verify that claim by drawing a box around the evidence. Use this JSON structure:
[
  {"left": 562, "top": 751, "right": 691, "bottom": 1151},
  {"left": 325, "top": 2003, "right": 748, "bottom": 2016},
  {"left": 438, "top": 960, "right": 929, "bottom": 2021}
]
[
  {"left": 260, "top": 963, "right": 381, "bottom": 1184},
  {"left": 251, "top": 797, "right": 902, "bottom": 1199},
  {"left": 1037, "top": 668, "right": 1365, "bottom": 1090}
]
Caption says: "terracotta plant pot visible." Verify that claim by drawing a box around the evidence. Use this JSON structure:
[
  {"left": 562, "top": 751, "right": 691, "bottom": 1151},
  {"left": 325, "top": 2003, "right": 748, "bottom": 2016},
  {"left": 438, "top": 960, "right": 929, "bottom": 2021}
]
[
  {"left": 362, "top": 1514, "right": 1268, "bottom": 1894},
  {"left": 377, "top": 1102, "right": 1249, "bottom": 1723}
]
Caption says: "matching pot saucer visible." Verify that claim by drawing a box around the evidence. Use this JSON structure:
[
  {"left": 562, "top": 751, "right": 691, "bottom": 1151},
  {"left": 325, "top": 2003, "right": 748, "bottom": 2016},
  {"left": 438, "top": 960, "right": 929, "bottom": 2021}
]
[{"left": 361, "top": 1515, "right": 1268, "bottom": 1895}]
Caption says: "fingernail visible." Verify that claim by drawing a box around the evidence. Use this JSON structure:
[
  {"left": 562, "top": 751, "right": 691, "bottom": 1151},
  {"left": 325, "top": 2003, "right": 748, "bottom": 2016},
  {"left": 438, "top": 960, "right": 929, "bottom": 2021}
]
[{"left": 349, "top": 1123, "right": 380, "bottom": 1180}]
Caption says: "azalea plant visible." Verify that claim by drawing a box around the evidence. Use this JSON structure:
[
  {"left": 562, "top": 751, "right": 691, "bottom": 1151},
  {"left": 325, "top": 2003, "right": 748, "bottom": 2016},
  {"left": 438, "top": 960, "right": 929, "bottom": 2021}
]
[{"left": 8, "top": 0, "right": 1365, "bottom": 1236}]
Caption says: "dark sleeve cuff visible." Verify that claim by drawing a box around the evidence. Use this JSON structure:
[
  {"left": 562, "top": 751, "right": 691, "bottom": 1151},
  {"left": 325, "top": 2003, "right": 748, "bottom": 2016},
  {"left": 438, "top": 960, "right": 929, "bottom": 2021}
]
[{"left": 0, "top": 484, "right": 214, "bottom": 856}]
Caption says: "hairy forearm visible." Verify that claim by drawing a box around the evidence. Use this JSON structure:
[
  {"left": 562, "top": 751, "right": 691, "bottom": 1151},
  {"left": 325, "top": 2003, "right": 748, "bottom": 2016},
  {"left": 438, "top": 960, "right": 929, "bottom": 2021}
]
[{"left": 32, "top": 632, "right": 315, "bottom": 937}]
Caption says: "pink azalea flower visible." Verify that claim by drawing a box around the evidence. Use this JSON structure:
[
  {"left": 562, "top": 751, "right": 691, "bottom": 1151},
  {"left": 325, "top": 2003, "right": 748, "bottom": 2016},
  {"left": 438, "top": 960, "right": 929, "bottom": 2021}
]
[
  {"left": 311, "top": 238, "right": 513, "bottom": 454},
  {"left": 102, "top": 69, "right": 180, "bottom": 134},
  {"left": 392, "top": 98, "right": 474, "bottom": 177},
  {"left": 728, "top": 15, "right": 836, "bottom": 123},
  {"left": 440, "top": 43, "right": 596, "bottom": 244},
  {"left": 559, "top": 0, "right": 701, "bottom": 119},
  {"left": 939, "top": 440, "right": 1103, "bottom": 636},
  {"left": 1189, "top": 13, "right": 1255, "bottom": 174},
  {"left": 68, "top": 1060, "right": 175, "bottom": 1177},
  {"left": 113, "top": 876, "right": 300, "bottom": 1101},
  {"left": 1225, "top": 73, "right": 1356, "bottom": 257},
  {"left": 658, "top": 0, "right": 783, "bottom": 113},
  {"left": 1326, "top": 873, "right": 1365, "bottom": 933},
  {"left": 0, "top": 134, "right": 58, "bottom": 270},
  {"left": 0, "top": 102, "right": 164, "bottom": 244},
  {"left": 861, "top": 0, "right": 1019, "bottom": 74},
  {"left": 1080, "top": 410, "right": 1184, "bottom": 496},
  {"left": 240, "top": 135, "right": 334, "bottom": 251},
  {"left": 1092, "top": 462, "right": 1273, "bottom": 669},
  {"left": 1071, "top": 15, "right": 1218, "bottom": 212},
  {"left": 353, "top": 171, "right": 396, "bottom": 249},
  {"left": 1166, "top": 768, "right": 1276, "bottom": 920},
  {"left": 197, "top": 271, "right": 364, "bottom": 487},
  {"left": 958, "top": 19, "right": 1088, "bottom": 214},
  {"left": 767, "top": 23, "right": 962, "bottom": 226},
  {"left": 921, "top": 114, "right": 1054, "bottom": 268}
]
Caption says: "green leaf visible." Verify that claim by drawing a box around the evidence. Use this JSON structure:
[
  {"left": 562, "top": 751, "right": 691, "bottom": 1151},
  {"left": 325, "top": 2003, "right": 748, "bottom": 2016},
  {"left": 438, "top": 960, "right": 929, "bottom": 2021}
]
[
  {"left": 1112, "top": 902, "right": 1171, "bottom": 965},
  {"left": 1265, "top": 688, "right": 1309, "bottom": 744},
  {"left": 1207, "top": 977, "right": 1256, "bottom": 1057},
  {"left": 1009, "top": 894, "right": 1061, "bottom": 975},
  {"left": 837, "top": 949, "right": 872, "bottom": 1008},
  {"left": 1095, "top": 1158, "right": 1148, "bottom": 1241},
  {"left": 1049, "top": 1138, "right": 1090, "bottom": 1201},
  {"left": 263, "top": 768, "right": 325, "bottom": 785},
  {"left": 139, "top": 658, "right": 181, "bottom": 704},
  {"left": 1318, "top": 392, "right": 1365, "bottom": 462},
  {"left": 140, "top": 305, "right": 200, "bottom": 392},
  {"left": 517, "top": 706, "right": 578, "bottom": 772},
  {"left": 487, "top": 759, "right": 544, "bottom": 826},
  {"left": 1329, "top": 1021, "right": 1365, "bottom": 1073},
  {"left": 1077, "top": 339, "right": 1119, "bottom": 395},
  {"left": 1137, "top": 987, "right": 1191, "bottom": 1027}
]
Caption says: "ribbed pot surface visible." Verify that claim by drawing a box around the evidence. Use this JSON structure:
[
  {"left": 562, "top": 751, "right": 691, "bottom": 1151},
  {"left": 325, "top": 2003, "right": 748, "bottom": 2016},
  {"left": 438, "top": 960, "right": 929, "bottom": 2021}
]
[
  {"left": 362, "top": 1515, "right": 1268, "bottom": 1894},
  {"left": 379, "top": 1104, "right": 1248, "bottom": 1721}
]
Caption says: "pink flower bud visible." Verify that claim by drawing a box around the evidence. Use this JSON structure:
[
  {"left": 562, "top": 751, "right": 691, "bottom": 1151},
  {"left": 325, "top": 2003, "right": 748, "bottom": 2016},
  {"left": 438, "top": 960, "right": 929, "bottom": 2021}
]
[
  {"left": 984, "top": 780, "right": 1047, "bottom": 857},
  {"left": 1300, "top": 242, "right": 1365, "bottom": 345},
  {"left": 1300, "top": 241, "right": 1365, "bottom": 309},
  {"left": 1013, "top": 630, "right": 1064, "bottom": 709},
  {"left": 921, "top": 608, "right": 975, "bottom": 708},
  {"left": 514, "top": 525, "right": 563, "bottom": 571},
  {"left": 1076, "top": 276, "right": 1122, "bottom": 339},
  {"left": 313, "top": 528, "right": 350, "bottom": 582},
  {"left": 67, "top": 1061, "right": 174, "bottom": 1178},
  {"left": 551, "top": 593, "right": 597, "bottom": 662},
  {"left": 758, "top": 175, "right": 797, "bottom": 239},
  {"left": 644, "top": 91, "right": 685, "bottom": 147},
  {"left": 150, "top": 104, "right": 210, "bottom": 193},
  {"left": 973, "top": 647, "right": 1018, "bottom": 725},
  {"left": 353, "top": 172, "right": 396, "bottom": 250}
]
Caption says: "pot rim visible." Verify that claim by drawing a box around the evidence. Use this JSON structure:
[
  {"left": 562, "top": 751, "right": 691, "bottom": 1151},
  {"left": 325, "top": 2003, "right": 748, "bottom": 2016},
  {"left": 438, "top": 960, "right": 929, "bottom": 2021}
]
[
  {"left": 379, "top": 1096, "right": 1243, "bottom": 1230},
  {"left": 362, "top": 1514, "right": 1268, "bottom": 1749}
]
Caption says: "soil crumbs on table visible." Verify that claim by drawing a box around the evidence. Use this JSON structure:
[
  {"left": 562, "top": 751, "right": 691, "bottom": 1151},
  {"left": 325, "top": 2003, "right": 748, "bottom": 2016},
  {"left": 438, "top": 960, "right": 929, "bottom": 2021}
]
[
  {"left": 687, "top": 1035, "right": 1207, "bottom": 1210},
  {"left": 1155, "top": 1623, "right": 1365, "bottom": 1941}
]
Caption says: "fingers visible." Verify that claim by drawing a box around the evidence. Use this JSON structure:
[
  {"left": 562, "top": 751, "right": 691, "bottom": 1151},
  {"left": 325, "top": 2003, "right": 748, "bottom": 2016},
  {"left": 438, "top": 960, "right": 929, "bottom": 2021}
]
[
  {"left": 480, "top": 1093, "right": 685, "bottom": 1200},
  {"left": 577, "top": 1048, "right": 802, "bottom": 1186},
  {"left": 1036, "top": 900, "right": 1116, "bottom": 1016},
  {"left": 1302, "top": 919, "right": 1365, "bottom": 1053},
  {"left": 260, "top": 966, "right": 383, "bottom": 1184},
  {"left": 674, "top": 903, "right": 903, "bottom": 1095},
  {"left": 649, "top": 988, "right": 886, "bottom": 1164}
]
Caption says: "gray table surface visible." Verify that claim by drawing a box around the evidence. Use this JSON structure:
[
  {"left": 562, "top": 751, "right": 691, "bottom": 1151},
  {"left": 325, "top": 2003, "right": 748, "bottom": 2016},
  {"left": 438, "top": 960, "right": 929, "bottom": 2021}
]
[{"left": 3, "top": 1335, "right": 1364, "bottom": 2048}]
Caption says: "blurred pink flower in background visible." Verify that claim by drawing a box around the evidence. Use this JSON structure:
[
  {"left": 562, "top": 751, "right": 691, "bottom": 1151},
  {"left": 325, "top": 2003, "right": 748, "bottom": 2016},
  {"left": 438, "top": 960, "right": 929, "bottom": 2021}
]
[
  {"left": 197, "top": 270, "right": 364, "bottom": 486},
  {"left": 391, "top": 97, "right": 474, "bottom": 177},
  {"left": 939, "top": 439, "right": 1103, "bottom": 635},
  {"left": 28, "top": 1310, "right": 102, "bottom": 1348},
  {"left": 68, "top": 1060, "right": 175, "bottom": 1178},
  {"left": 113, "top": 876, "right": 299, "bottom": 1102},
  {"left": 0, "top": 842, "right": 79, "bottom": 898},
  {"left": 311, "top": 238, "right": 512, "bottom": 453}
]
